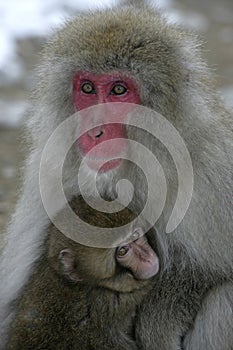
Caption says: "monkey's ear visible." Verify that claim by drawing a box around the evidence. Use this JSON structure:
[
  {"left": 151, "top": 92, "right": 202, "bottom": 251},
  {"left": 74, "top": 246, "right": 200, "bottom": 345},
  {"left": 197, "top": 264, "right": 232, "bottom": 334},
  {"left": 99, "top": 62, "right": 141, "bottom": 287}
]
[{"left": 59, "top": 249, "right": 82, "bottom": 283}]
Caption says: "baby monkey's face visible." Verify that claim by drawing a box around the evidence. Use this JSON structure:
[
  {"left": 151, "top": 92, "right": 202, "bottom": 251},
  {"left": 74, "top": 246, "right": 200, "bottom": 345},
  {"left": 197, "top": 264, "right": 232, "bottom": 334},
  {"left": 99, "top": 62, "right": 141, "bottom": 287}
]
[{"left": 57, "top": 227, "right": 159, "bottom": 293}]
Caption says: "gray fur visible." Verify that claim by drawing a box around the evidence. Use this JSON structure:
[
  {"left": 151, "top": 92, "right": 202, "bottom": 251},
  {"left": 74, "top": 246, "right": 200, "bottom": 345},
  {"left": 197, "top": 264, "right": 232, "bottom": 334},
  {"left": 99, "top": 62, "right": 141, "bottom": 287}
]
[{"left": 0, "top": 1, "right": 232, "bottom": 349}]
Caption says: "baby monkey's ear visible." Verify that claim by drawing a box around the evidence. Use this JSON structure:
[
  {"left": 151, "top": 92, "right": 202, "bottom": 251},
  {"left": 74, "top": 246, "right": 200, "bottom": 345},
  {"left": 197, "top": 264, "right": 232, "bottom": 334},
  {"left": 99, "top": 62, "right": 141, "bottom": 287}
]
[{"left": 59, "top": 249, "right": 82, "bottom": 282}]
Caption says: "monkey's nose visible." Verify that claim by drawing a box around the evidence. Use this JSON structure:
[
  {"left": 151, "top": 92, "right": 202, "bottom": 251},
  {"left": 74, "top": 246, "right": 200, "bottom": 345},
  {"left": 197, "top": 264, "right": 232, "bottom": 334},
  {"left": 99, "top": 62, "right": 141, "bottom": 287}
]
[{"left": 88, "top": 127, "right": 105, "bottom": 140}]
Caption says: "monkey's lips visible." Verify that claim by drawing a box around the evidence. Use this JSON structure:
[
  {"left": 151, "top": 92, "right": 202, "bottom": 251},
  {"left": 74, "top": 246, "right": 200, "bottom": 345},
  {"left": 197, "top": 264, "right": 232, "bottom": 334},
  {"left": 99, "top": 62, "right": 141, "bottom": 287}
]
[
  {"left": 78, "top": 140, "right": 126, "bottom": 172},
  {"left": 82, "top": 156, "right": 123, "bottom": 172}
]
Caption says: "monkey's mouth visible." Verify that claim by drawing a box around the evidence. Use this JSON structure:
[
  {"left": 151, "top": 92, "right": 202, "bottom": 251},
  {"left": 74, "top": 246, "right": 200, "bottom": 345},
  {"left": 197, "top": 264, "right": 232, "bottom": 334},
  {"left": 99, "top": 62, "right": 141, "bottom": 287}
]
[
  {"left": 77, "top": 126, "right": 128, "bottom": 172},
  {"left": 88, "top": 158, "right": 123, "bottom": 172},
  {"left": 80, "top": 152, "right": 124, "bottom": 172}
]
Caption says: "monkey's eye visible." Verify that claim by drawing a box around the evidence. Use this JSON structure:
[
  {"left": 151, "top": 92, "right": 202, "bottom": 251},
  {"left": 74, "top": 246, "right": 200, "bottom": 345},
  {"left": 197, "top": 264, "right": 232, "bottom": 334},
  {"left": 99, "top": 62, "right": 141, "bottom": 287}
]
[
  {"left": 81, "top": 82, "right": 95, "bottom": 94},
  {"left": 111, "top": 84, "right": 127, "bottom": 95},
  {"left": 116, "top": 245, "right": 129, "bottom": 257}
]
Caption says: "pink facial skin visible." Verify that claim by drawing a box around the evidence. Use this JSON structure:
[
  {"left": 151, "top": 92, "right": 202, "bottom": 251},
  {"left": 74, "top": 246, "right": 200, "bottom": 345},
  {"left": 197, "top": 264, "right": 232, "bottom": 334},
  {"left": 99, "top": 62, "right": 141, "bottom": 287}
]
[
  {"left": 116, "top": 236, "right": 159, "bottom": 280},
  {"left": 73, "top": 72, "right": 141, "bottom": 172}
]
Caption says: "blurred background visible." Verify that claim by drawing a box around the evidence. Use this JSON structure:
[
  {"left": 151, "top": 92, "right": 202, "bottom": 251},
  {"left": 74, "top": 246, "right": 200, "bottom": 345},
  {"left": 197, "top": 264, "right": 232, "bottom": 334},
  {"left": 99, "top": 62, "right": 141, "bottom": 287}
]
[{"left": 0, "top": 0, "right": 232, "bottom": 234}]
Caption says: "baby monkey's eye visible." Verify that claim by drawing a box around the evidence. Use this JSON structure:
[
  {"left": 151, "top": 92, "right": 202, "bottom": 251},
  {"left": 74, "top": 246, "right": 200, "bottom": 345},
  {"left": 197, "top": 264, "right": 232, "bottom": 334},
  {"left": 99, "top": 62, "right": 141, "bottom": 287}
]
[
  {"left": 111, "top": 84, "right": 127, "bottom": 95},
  {"left": 81, "top": 82, "right": 95, "bottom": 94},
  {"left": 116, "top": 245, "right": 129, "bottom": 257}
]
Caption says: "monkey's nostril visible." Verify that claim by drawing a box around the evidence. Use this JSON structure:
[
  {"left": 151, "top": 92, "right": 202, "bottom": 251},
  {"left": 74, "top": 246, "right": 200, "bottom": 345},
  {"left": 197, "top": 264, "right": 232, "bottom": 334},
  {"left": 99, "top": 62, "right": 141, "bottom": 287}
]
[
  {"left": 87, "top": 128, "right": 105, "bottom": 140},
  {"left": 95, "top": 130, "right": 104, "bottom": 138}
]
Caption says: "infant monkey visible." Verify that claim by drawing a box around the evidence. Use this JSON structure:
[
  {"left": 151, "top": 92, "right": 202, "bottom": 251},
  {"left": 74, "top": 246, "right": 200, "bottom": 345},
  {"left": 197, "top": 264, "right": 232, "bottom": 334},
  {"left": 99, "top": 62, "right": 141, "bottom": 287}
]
[{"left": 7, "top": 197, "right": 159, "bottom": 350}]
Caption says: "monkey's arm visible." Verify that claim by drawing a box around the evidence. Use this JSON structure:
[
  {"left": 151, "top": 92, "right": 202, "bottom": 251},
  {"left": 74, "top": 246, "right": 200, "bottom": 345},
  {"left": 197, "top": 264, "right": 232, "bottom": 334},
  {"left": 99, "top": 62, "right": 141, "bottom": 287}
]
[
  {"left": 183, "top": 282, "right": 233, "bottom": 350},
  {"left": 135, "top": 264, "right": 212, "bottom": 350},
  {"left": 135, "top": 289, "right": 194, "bottom": 349},
  {"left": 136, "top": 281, "right": 233, "bottom": 350},
  {"left": 136, "top": 302, "right": 188, "bottom": 350}
]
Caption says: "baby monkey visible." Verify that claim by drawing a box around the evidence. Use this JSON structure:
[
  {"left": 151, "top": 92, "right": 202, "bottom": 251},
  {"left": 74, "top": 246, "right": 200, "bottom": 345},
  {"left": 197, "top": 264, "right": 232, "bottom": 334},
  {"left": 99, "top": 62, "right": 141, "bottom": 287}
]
[{"left": 7, "top": 196, "right": 159, "bottom": 350}]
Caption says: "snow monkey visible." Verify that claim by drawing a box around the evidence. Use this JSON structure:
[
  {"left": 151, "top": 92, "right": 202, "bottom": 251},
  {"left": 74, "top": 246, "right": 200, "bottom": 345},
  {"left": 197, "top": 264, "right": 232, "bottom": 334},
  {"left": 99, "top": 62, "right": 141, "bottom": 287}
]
[
  {"left": 6, "top": 196, "right": 159, "bottom": 350},
  {"left": 0, "top": 0, "right": 232, "bottom": 349}
]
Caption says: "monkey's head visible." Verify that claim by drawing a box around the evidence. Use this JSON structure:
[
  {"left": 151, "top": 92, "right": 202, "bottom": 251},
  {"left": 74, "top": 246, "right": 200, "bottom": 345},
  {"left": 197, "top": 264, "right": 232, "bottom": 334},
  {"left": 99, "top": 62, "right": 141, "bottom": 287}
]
[
  {"left": 36, "top": 4, "right": 192, "bottom": 197},
  {"left": 48, "top": 197, "right": 159, "bottom": 293},
  {"left": 57, "top": 232, "right": 159, "bottom": 293}
]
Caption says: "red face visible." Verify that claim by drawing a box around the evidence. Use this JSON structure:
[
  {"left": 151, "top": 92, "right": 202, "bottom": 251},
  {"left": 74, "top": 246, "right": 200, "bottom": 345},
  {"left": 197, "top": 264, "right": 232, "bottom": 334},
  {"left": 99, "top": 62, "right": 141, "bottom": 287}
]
[{"left": 73, "top": 72, "right": 140, "bottom": 172}]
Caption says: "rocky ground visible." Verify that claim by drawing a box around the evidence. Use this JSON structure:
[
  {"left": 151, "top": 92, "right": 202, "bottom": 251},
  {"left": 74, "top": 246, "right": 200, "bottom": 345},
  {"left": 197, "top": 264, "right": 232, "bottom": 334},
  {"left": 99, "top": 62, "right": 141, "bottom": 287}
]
[{"left": 0, "top": 0, "right": 232, "bottom": 243}]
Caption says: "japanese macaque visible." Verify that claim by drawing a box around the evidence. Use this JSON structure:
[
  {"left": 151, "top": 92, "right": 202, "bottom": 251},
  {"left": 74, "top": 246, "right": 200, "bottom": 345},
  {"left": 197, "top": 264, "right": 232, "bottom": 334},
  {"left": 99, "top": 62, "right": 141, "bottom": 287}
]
[
  {"left": 0, "top": 0, "right": 232, "bottom": 349},
  {"left": 6, "top": 196, "right": 159, "bottom": 350}
]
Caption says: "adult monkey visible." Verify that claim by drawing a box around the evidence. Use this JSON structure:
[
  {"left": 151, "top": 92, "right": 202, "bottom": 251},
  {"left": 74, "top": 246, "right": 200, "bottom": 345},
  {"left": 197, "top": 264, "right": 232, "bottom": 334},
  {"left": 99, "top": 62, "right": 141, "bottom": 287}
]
[{"left": 0, "top": 0, "right": 232, "bottom": 349}]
